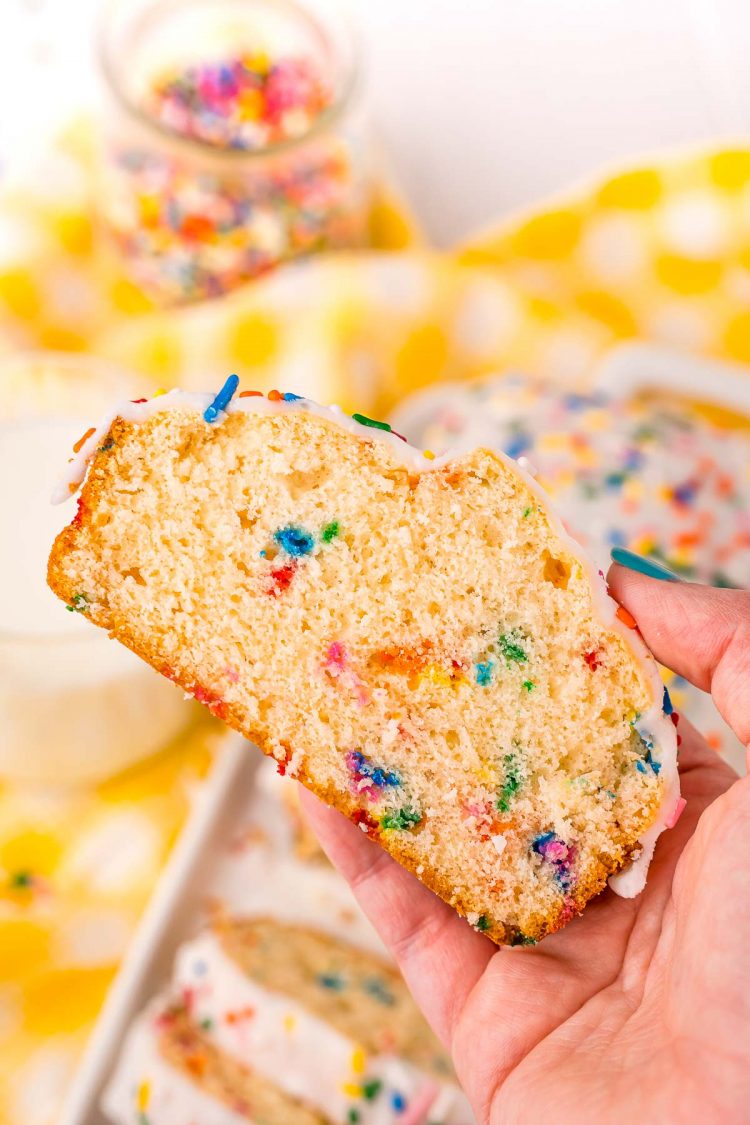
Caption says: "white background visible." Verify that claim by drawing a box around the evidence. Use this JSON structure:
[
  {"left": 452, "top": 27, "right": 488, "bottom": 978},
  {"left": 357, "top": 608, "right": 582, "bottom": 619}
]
[{"left": 2, "top": 0, "right": 750, "bottom": 244}]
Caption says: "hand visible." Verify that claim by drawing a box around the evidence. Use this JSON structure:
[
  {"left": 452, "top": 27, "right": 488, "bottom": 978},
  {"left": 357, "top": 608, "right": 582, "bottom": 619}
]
[{"left": 301, "top": 568, "right": 750, "bottom": 1123}]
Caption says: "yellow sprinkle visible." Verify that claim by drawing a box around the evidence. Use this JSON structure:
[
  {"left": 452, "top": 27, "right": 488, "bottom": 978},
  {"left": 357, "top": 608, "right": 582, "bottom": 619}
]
[
  {"left": 582, "top": 408, "right": 609, "bottom": 431},
  {"left": 474, "top": 765, "right": 495, "bottom": 785},
  {"left": 342, "top": 1082, "right": 362, "bottom": 1098},
  {"left": 538, "top": 433, "right": 569, "bottom": 453},
  {"left": 153, "top": 388, "right": 167, "bottom": 397},
  {"left": 622, "top": 478, "right": 645, "bottom": 502},
  {"left": 423, "top": 449, "right": 435, "bottom": 460},
  {"left": 418, "top": 663, "right": 467, "bottom": 689},
  {"left": 137, "top": 1080, "right": 151, "bottom": 1111},
  {"left": 351, "top": 1046, "right": 366, "bottom": 1074},
  {"left": 632, "top": 536, "right": 656, "bottom": 556},
  {"left": 283, "top": 1013, "right": 296, "bottom": 1033}
]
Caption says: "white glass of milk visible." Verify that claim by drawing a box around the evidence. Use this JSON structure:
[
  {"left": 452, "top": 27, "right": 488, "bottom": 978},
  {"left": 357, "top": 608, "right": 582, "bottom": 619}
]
[{"left": 0, "top": 377, "right": 192, "bottom": 786}]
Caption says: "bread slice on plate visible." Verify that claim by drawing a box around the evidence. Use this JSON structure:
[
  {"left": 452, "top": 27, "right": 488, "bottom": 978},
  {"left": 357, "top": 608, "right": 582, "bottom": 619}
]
[{"left": 48, "top": 382, "right": 680, "bottom": 945}]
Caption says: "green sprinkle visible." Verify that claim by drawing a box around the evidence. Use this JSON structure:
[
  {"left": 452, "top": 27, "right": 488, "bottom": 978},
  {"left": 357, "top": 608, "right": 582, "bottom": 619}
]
[
  {"left": 380, "top": 806, "right": 421, "bottom": 831},
  {"left": 362, "top": 1079, "right": 383, "bottom": 1101},
  {"left": 321, "top": 520, "right": 340, "bottom": 543},
  {"left": 475, "top": 914, "right": 492, "bottom": 932},
  {"left": 352, "top": 412, "right": 391, "bottom": 432},
  {"left": 498, "top": 631, "right": 527, "bottom": 664},
  {"left": 66, "top": 593, "right": 89, "bottom": 614},
  {"left": 9, "top": 871, "right": 32, "bottom": 889},
  {"left": 522, "top": 680, "right": 535, "bottom": 692},
  {"left": 98, "top": 439, "right": 115, "bottom": 453},
  {"left": 200, "top": 1017, "right": 214, "bottom": 1031},
  {"left": 348, "top": 1110, "right": 361, "bottom": 1124},
  {"left": 522, "top": 506, "right": 532, "bottom": 518},
  {"left": 497, "top": 752, "right": 523, "bottom": 813}
]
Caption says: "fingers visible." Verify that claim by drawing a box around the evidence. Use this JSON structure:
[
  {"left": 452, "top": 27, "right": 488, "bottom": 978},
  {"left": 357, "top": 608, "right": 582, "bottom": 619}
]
[
  {"left": 608, "top": 565, "right": 750, "bottom": 748},
  {"left": 298, "top": 787, "right": 494, "bottom": 1046}
]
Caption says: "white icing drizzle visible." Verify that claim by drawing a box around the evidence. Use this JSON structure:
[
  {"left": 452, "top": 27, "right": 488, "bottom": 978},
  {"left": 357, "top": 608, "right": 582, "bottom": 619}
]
[
  {"left": 101, "top": 1002, "right": 250, "bottom": 1125},
  {"left": 173, "top": 931, "right": 472, "bottom": 1125},
  {"left": 52, "top": 386, "right": 679, "bottom": 898}
]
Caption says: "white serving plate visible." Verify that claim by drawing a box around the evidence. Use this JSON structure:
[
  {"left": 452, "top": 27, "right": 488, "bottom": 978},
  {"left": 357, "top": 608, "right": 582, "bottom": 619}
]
[
  {"left": 60, "top": 732, "right": 256, "bottom": 1125},
  {"left": 592, "top": 341, "right": 750, "bottom": 415}
]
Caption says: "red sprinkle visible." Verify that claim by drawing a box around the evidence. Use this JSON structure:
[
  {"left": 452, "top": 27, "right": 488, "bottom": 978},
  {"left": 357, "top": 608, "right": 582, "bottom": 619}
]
[
  {"left": 239, "top": 390, "right": 264, "bottom": 398},
  {"left": 616, "top": 605, "right": 638, "bottom": 629},
  {"left": 267, "top": 561, "right": 297, "bottom": 596},
  {"left": 71, "top": 495, "right": 88, "bottom": 529},
  {"left": 351, "top": 808, "right": 379, "bottom": 836},
  {"left": 192, "top": 683, "right": 229, "bottom": 720},
  {"left": 671, "top": 712, "right": 680, "bottom": 726},
  {"left": 276, "top": 744, "right": 293, "bottom": 776},
  {"left": 583, "top": 650, "right": 602, "bottom": 671},
  {"left": 267, "top": 389, "right": 283, "bottom": 401},
  {"left": 131, "top": 397, "right": 148, "bottom": 404}
]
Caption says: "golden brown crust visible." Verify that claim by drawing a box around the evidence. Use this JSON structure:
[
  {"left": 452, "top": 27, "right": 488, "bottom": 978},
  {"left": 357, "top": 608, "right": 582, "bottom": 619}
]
[
  {"left": 158, "top": 1005, "right": 330, "bottom": 1123},
  {"left": 47, "top": 419, "right": 646, "bottom": 947}
]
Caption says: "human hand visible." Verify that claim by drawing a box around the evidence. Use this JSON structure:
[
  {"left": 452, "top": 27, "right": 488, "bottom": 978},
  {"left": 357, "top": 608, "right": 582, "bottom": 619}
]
[{"left": 301, "top": 566, "right": 750, "bottom": 1123}]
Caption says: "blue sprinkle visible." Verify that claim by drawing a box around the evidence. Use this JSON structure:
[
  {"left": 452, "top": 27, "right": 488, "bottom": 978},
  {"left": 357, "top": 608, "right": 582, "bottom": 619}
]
[
  {"left": 204, "top": 373, "right": 240, "bottom": 423},
  {"left": 532, "top": 831, "right": 556, "bottom": 852},
  {"left": 645, "top": 750, "right": 662, "bottom": 775},
  {"left": 605, "top": 471, "right": 627, "bottom": 491},
  {"left": 475, "top": 661, "right": 493, "bottom": 687},
  {"left": 635, "top": 760, "right": 647, "bottom": 774},
  {"left": 390, "top": 1091, "right": 406, "bottom": 1113},
  {"left": 274, "top": 525, "right": 315, "bottom": 557},
  {"left": 317, "top": 973, "right": 346, "bottom": 990},
  {"left": 673, "top": 480, "right": 697, "bottom": 505},
  {"left": 283, "top": 392, "right": 303, "bottom": 401},
  {"left": 608, "top": 528, "right": 627, "bottom": 547},
  {"left": 363, "top": 976, "right": 396, "bottom": 1005},
  {"left": 662, "top": 686, "right": 674, "bottom": 715},
  {"left": 371, "top": 767, "right": 400, "bottom": 788},
  {"left": 564, "top": 393, "right": 593, "bottom": 411},
  {"left": 504, "top": 432, "right": 531, "bottom": 459}
]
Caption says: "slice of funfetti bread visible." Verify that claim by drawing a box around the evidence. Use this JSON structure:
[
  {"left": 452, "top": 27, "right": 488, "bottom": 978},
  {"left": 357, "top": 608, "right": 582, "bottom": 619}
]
[{"left": 48, "top": 381, "right": 680, "bottom": 945}]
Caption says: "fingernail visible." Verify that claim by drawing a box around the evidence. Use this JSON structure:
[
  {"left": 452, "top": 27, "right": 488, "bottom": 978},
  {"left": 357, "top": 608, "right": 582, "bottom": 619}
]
[{"left": 610, "top": 547, "right": 681, "bottom": 582}]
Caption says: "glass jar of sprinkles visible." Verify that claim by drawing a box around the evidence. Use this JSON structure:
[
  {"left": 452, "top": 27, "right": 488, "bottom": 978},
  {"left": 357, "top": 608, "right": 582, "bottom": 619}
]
[{"left": 98, "top": 0, "right": 370, "bottom": 304}]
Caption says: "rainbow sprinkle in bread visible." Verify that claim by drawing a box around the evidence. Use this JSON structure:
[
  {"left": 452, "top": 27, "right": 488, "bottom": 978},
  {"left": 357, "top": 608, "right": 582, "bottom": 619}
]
[{"left": 48, "top": 379, "right": 681, "bottom": 945}]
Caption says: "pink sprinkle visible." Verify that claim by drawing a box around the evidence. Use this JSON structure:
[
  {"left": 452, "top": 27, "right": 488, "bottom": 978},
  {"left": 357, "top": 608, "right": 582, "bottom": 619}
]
[
  {"left": 324, "top": 641, "right": 347, "bottom": 673},
  {"left": 223, "top": 665, "right": 240, "bottom": 683},
  {"left": 461, "top": 801, "right": 486, "bottom": 820},
  {"left": 398, "top": 1081, "right": 439, "bottom": 1125},
  {"left": 665, "top": 797, "right": 687, "bottom": 829},
  {"left": 542, "top": 840, "right": 569, "bottom": 862},
  {"left": 323, "top": 641, "right": 370, "bottom": 706}
]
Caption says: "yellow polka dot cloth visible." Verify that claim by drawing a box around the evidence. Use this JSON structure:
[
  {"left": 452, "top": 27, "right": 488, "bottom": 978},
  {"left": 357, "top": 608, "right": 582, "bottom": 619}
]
[
  {"left": 458, "top": 148, "right": 750, "bottom": 379},
  {"left": 3, "top": 129, "right": 750, "bottom": 1123},
  {"left": 85, "top": 149, "right": 750, "bottom": 413},
  {"left": 0, "top": 718, "right": 224, "bottom": 1124}
]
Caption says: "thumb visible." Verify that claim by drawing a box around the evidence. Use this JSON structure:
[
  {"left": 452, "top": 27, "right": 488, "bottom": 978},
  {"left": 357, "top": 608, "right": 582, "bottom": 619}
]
[{"left": 608, "top": 562, "right": 750, "bottom": 749}]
